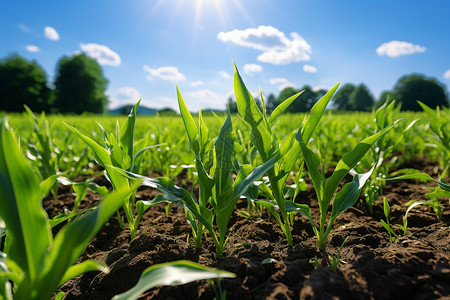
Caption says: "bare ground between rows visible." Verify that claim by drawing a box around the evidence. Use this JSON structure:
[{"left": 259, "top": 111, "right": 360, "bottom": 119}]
[{"left": 48, "top": 158, "right": 450, "bottom": 300}]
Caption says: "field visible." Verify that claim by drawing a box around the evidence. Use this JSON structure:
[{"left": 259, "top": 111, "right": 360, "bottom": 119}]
[{"left": 1, "top": 77, "right": 449, "bottom": 299}]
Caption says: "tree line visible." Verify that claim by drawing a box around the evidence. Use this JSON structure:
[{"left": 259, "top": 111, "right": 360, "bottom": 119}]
[
  {"left": 229, "top": 75, "right": 449, "bottom": 113},
  {"left": 1, "top": 53, "right": 449, "bottom": 114},
  {"left": 0, "top": 53, "right": 108, "bottom": 114}
]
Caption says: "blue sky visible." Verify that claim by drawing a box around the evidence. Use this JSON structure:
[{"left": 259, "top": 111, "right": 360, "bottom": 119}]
[{"left": 1, "top": 0, "right": 449, "bottom": 111}]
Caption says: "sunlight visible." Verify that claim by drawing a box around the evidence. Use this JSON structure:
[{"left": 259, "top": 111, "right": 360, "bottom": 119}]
[{"left": 147, "top": 0, "right": 251, "bottom": 30}]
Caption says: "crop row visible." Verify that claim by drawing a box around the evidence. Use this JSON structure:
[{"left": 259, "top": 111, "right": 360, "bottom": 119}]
[{"left": 0, "top": 65, "right": 449, "bottom": 299}]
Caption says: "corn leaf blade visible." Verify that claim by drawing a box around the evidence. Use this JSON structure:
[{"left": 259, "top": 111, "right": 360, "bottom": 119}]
[
  {"left": 0, "top": 118, "right": 51, "bottom": 281},
  {"left": 120, "top": 100, "right": 140, "bottom": 170},
  {"left": 112, "top": 260, "right": 235, "bottom": 300},
  {"left": 325, "top": 121, "right": 398, "bottom": 207},
  {"left": 269, "top": 91, "right": 303, "bottom": 125},
  {"left": 331, "top": 167, "right": 374, "bottom": 218}
]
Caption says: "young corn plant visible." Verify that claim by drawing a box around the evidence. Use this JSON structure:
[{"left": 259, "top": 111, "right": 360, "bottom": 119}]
[
  {"left": 0, "top": 118, "right": 234, "bottom": 300},
  {"left": 233, "top": 64, "right": 313, "bottom": 246},
  {"left": 380, "top": 197, "right": 399, "bottom": 243},
  {"left": 418, "top": 101, "right": 450, "bottom": 170},
  {"left": 174, "top": 87, "right": 279, "bottom": 257},
  {"left": 0, "top": 117, "right": 134, "bottom": 299},
  {"left": 117, "top": 88, "right": 279, "bottom": 258},
  {"left": 65, "top": 100, "right": 159, "bottom": 239},
  {"left": 360, "top": 100, "right": 417, "bottom": 214},
  {"left": 294, "top": 89, "right": 398, "bottom": 255},
  {"left": 23, "top": 106, "right": 60, "bottom": 198}
]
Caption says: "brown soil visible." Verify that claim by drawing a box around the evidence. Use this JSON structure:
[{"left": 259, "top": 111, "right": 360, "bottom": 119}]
[{"left": 51, "top": 158, "right": 450, "bottom": 299}]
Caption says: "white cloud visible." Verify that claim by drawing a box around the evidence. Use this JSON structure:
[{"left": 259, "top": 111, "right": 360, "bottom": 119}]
[
  {"left": 444, "top": 70, "right": 450, "bottom": 79},
  {"left": 243, "top": 63, "right": 263, "bottom": 75},
  {"left": 118, "top": 87, "right": 141, "bottom": 101},
  {"left": 376, "top": 41, "right": 426, "bottom": 58},
  {"left": 44, "top": 26, "right": 60, "bottom": 41},
  {"left": 303, "top": 64, "right": 317, "bottom": 73},
  {"left": 26, "top": 45, "right": 40, "bottom": 52},
  {"left": 278, "top": 82, "right": 296, "bottom": 91},
  {"left": 218, "top": 25, "right": 311, "bottom": 65},
  {"left": 143, "top": 65, "right": 186, "bottom": 81},
  {"left": 191, "top": 80, "right": 203, "bottom": 87},
  {"left": 80, "top": 43, "right": 121, "bottom": 66},
  {"left": 19, "top": 24, "right": 29, "bottom": 32},
  {"left": 270, "top": 77, "right": 288, "bottom": 85},
  {"left": 312, "top": 85, "right": 328, "bottom": 92},
  {"left": 109, "top": 87, "right": 142, "bottom": 109},
  {"left": 187, "top": 89, "right": 225, "bottom": 110},
  {"left": 219, "top": 70, "right": 231, "bottom": 79}
]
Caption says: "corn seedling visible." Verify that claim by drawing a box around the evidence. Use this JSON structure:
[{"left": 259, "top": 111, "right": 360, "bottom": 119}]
[
  {"left": 360, "top": 100, "right": 417, "bottom": 214},
  {"left": 65, "top": 100, "right": 160, "bottom": 239},
  {"left": 23, "top": 106, "right": 60, "bottom": 198},
  {"left": 380, "top": 197, "right": 399, "bottom": 242},
  {"left": 0, "top": 118, "right": 136, "bottom": 299},
  {"left": 295, "top": 88, "right": 398, "bottom": 254},
  {"left": 330, "top": 237, "right": 348, "bottom": 272},
  {"left": 233, "top": 64, "right": 311, "bottom": 246},
  {"left": 418, "top": 101, "right": 450, "bottom": 169},
  {"left": 172, "top": 88, "right": 279, "bottom": 257}
]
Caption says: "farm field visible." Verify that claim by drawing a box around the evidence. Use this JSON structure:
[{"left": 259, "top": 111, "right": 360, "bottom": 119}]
[{"left": 1, "top": 76, "right": 450, "bottom": 299}]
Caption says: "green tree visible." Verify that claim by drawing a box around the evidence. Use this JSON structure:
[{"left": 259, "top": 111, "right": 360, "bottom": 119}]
[
  {"left": 54, "top": 53, "right": 108, "bottom": 114},
  {"left": 391, "top": 74, "right": 449, "bottom": 111},
  {"left": 0, "top": 53, "right": 51, "bottom": 112},
  {"left": 332, "top": 83, "right": 355, "bottom": 110},
  {"left": 158, "top": 107, "right": 177, "bottom": 116},
  {"left": 348, "top": 83, "right": 374, "bottom": 111}
]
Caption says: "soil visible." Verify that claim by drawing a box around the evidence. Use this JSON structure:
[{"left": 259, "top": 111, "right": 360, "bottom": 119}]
[{"left": 49, "top": 157, "right": 450, "bottom": 300}]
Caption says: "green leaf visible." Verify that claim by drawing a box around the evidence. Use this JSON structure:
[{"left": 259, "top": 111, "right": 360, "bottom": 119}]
[
  {"left": 65, "top": 123, "right": 128, "bottom": 190},
  {"left": 284, "top": 200, "right": 317, "bottom": 234},
  {"left": 109, "top": 132, "right": 124, "bottom": 168},
  {"left": 39, "top": 174, "right": 60, "bottom": 199},
  {"left": 177, "top": 86, "right": 198, "bottom": 149},
  {"left": 233, "top": 63, "right": 263, "bottom": 126},
  {"left": 418, "top": 101, "right": 441, "bottom": 136},
  {"left": 213, "top": 111, "right": 234, "bottom": 196},
  {"left": 254, "top": 200, "right": 284, "bottom": 229},
  {"left": 383, "top": 197, "right": 390, "bottom": 219},
  {"left": 386, "top": 173, "right": 450, "bottom": 191},
  {"left": 269, "top": 91, "right": 303, "bottom": 126},
  {"left": 16, "top": 185, "right": 135, "bottom": 299},
  {"left": 55, "top": 292, "right": 65, "bottom": 300},
  {"left": 59, "top": 260, "right": 109, "bottom": 286},
  {"left": 112, "top": 260, "right": 235, "bottom": 300},
  {"left": 331, "top": 167, "right": 374, "bottom": 218},
  {"left": 120, "top": 100, "right": 140, "bottom": 170},
  {"left": 233, "top": 64, "right": 274, "bottom": 158},
  {"left": 199, "top": 109, "right": 209, "bottom": 149},
  {"left": 325, "top": 121, "right": 398, "bottom": 208},
  {"left": 300, "top": 82, "right": 340, "bottom": 143},
  {"left": 232, "top": 154, "right": 279, "bottom": 199},
  {"left": 49, "top": 209, "right": 90, "bottom": 228},
  {"left": 295, "top": 133, "right": 324, "bottom": 202},
  {"left": 0, "top": 118, "right": 51, "bottom": 281}
]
